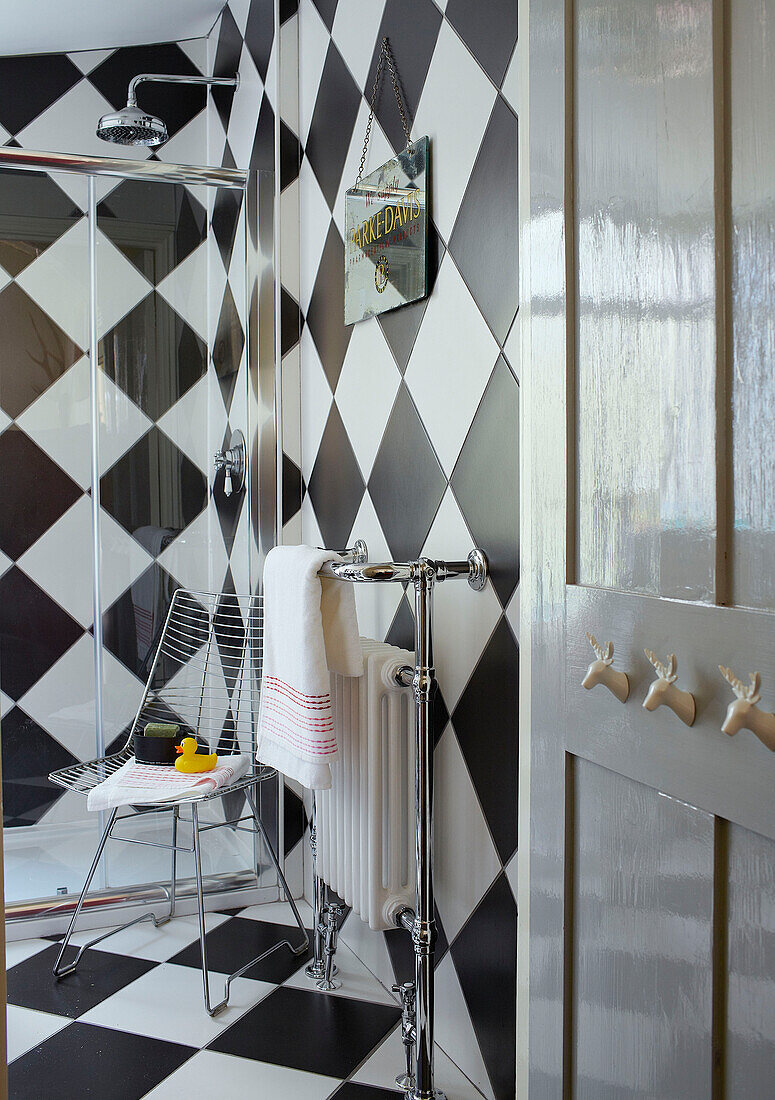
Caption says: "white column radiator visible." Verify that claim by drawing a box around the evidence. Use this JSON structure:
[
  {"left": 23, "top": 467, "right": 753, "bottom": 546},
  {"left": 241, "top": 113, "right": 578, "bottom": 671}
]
[{"left": 316, "top": 639, "right": 416, "bottom": 931}]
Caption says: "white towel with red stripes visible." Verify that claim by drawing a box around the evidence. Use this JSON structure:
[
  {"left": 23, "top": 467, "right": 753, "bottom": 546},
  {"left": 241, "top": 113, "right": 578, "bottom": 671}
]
[{"left": 256, "top": 545, "right": 363, "bottom": 789}]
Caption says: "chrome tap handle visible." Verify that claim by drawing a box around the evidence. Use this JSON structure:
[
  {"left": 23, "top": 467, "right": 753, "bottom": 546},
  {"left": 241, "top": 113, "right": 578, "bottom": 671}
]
[
  {"left": 212, "top": 430, "right": 245, "bottom": 497},
  {"left": 223, "top": 468, "right": 233, "bottom": 497}
]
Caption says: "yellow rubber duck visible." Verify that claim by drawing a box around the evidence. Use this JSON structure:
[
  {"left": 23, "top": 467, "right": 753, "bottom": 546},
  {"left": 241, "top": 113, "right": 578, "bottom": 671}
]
[{"left": 174, "top": 737, "right": 218, "bottom": 774}]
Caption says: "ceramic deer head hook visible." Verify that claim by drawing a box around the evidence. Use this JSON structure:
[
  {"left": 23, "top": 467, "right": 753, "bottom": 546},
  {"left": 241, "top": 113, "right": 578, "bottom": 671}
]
[
  {"left": 582, "top": 633, "right": 629, "bottom": 703},
  {"left": 643, "top": 650, "right": 696, "bottom": 726},
  {"left": 718, "top": 667, "right": 775, "bottom": 751}
]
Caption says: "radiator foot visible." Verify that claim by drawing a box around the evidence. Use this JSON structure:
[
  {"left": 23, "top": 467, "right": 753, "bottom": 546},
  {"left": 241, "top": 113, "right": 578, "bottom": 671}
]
[{"left": 316, "top": 903, "right": 343, "bottom": 991}]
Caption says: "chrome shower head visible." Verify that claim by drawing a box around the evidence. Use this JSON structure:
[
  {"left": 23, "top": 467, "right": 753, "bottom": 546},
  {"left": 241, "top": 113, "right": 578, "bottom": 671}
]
[
  {"left": 96, "top": 72, "right": 239, "bottom": 148},
  {"left": 96, "top": 104, "right": 168, "bottom": 147}
]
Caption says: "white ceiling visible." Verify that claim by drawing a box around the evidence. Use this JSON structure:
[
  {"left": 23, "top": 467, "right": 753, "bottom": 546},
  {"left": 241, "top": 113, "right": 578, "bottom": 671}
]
[{"left": 0, "top": 0, "right": 227, "bottom": 56}]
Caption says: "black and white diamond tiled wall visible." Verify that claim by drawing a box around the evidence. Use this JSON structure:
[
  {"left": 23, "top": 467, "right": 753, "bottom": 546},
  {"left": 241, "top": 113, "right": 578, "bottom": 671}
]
[{"left": 290, "top": 1, "right": 519, "bottom": 1096}]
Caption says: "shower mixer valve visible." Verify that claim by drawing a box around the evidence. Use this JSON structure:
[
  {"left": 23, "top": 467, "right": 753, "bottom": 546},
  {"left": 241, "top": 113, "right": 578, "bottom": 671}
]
[{"left": 213, "top": 429, "right": 246, "bottom": 497}]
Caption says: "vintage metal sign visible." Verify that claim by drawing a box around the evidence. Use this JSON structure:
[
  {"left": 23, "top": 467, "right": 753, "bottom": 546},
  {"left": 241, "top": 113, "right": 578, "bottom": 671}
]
[{"left": 344, "top": 136, "right": 429, "bottom": 326}]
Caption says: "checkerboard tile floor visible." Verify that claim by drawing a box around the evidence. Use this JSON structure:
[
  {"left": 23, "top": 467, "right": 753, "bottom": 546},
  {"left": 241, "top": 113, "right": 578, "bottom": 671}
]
[{"left": 5, "top": 901, "right": 483, "bottom": 1099}]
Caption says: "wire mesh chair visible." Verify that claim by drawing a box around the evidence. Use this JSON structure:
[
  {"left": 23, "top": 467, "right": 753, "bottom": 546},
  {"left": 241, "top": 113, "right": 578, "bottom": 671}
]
[{"left": 48, "top": 588, "right": 308, "bottom": 1016}]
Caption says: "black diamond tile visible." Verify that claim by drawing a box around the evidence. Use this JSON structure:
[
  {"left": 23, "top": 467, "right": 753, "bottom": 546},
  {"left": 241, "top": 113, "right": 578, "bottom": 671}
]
[
  {"left": 281, "top": 285, "right": 302, "bottom": 356},
  {"left": 0, "top": 53, "right": 81, "bottom": 135},
  {"left": 366, "top": 0, "right": 442, "bottom": 154},
  {"left": 448, "top": 96, "right": 518, "bottom": 345},
  {"left": 172, "top": 916, "right": 311, "bottom": 984},
  {"left": 284, "top": 782, "right": 307, "bottom": 855},
  {"left": 377, "top": 220, "right": 444, "bottom": 373},
  {"left": 7, "top": 943, "right": 156, "bottom": 1018},
  {"left": 451, "top": 872, "right": 517, "bottom": 1100},
  {"left": 280, "top": 0, "right": 298, "bottom": 25},
  {"left": 283, "top": 453, "right": 303, "bottom": 525},
  {"left": 221, "top": 141, "right": 237, "bottom": 170},
  {"left": 307, "top": 403, "right": 365, "bottom": 551},
  {"left": 100, "top": 292, "right": 207, "bottom": 421},
  {"left": 0, "top": 283, "right": 83, "bottom": 419},
  {"left": 333, "top": 1086, "right": 403, "bottom": 1099},
  {"left": 211, "top": 186, "right": 243, "bottom": 273},
  {"left": 250, "top": 92, "right": 276, "bottom": 173},
  {"left": 306, "top": 42, "right": 361, "bottom": 211},
  {"left": 209, "top": 984, "right": 400, "bottom": 1077},
  {"left": 100, "top": 426, "right": 207, "bottom": 541},
  {"left": 97, "top": 181, "right": 206, "bottom": 284},
  {"left": 9, "top": 1021, "right": 194, "bottom": 1099},
  {"left": 89, "top": 44, "right": 206, "bottom": 140},
  {"left": 0, "top": 426, "right": 81, "bottom": 559},
  {"left": 306, "top": 220, "right": 352, "bottom": 389},
  {"left": 312, "top": 0, "right": 339, "bottom": 31},
  {"left": 214, "top": 583, "right": 246, "bottom": 696},
  {"left": 212, "top": 5, "right": 242, "bottom": 131},
  {"left": 0, "top": 168, "right": 82, "bottom": 276},
  {"left": 245, "top": 0, "right": 275, "bottom": 81},
  {"left": 102, "top": 561, "right": 180, "bottom": 680},
  {"left": 452, "top": 617, "right": 518, "bottom": 864},
  {"left": 215, "top": 472, "right": 245, "bottom": 557},
  {"left": 385, "top": 591, "right": 413, "bottom": 649},
  {"left": 2, "top": 707, "right": 77, "bottom": 827},
  {"left": 281, "top": 118, "right": 302, "bottom": 191},
  {"left": 213, "top": 283, "right": 245, "bottom": 411},
  {"left": 368, "top": 385, "right": 445, "bottom": 563},
  {"left": 446, "top": 0, "right": 519, "bottom": 87},
  {"left": 0, "top": 568, "right": 83, "bottom": 700},
  {"left": 452, "top": 356, "right": 519, "bottom": 606}
]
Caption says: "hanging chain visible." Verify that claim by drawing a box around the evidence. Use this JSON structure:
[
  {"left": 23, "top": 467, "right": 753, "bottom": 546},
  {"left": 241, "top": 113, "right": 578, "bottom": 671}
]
[{"left": 356, "top": 37, "right": 413, "bottom": 185}]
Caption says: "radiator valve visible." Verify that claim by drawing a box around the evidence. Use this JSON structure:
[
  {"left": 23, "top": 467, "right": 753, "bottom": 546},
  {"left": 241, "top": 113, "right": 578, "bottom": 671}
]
[{"left": 393, "top": 981, "right": 416, "bottom": 1091}]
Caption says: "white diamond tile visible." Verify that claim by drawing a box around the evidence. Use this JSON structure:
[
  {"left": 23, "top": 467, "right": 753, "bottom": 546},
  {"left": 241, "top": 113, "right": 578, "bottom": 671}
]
[
  {"left": 284, "top": 941, "right": 398, "bottom": 1006},
  {"left": 18, "top": 495, "right": 94, "bottom": 628},
  {"left": 67, "top": 48, "right": 114, "bottom": 74},
  {"left": 335, "top": 317, "right": 400, "bottom": 480},
  {"left": 101, "top": 647, "right": 145, "bottom": 748},
  {"left": 338, "top": 909, "right": 397, "bottom": 992},
  {"left": 298, "top": 158, "right": 331, "bottom": 314},
  {"left": 0, "top": 262, "right": 11, "bottom": 294},
  {"left": 17, "top": 634, "right": 95, "bottom": 760},
  {"left": 156, "top": 239, "right": 209, "bottom": 342},
  {"left": 5, "top": 938, "right": 52, "bottom": 968},
  {"left": 504, "top": 309, "right": 519, "bottom": 377},
  {"left": 177, "top": 36, "right": 209, "bottom": 71},
  {"left": 348, "top": 493, "right": 402, "bottom": 644},
  {"left": 227, "top": 208, "right": 248, "bottom": 322},
  {"left": 281, "top": 177, "right": 301, "bottom": 297},
  {"left": 6, "top": 1005, "right": 71, "bottom": 1064},
  {"left": 157, "top": 371, "right": 211, "bottom": 474},
  {"left": 405, "top": 253, "right": 499, "bottom": 475},
  {"left": 17, "top": 356, "right": 91, "bottom": 489},
  {"left": 15, "top": 218, "right": 90, "bottom": 348},
  {"left": 228, "top": 0, "right": 252, "bottom": 36},
  {"left": 207, "top": 364, "right": 230, "bottom": 457},
  {"left": 227, "top": 44, "right": 265, "bottom": 169},
  {"left": 47, "top": 168, "right": 89, "bottom": 212},
  {"left": 156, "top": 109, "right": 209, "bottom": 167},
  {"left": 237, "top": 899, "right": 315, "bottom": 927},
  {"left": 0, "top": 120, "right": 12, "bottom": 144},
  {"left": 331, "top": 0, "right": 386, "bottom": 88},
  {"left": 229, "top": 496, "right": 253, "bottom": 596},
  {"left": 97, "top": 371, "right": 153, "bottom": 474},
  {"left": 98, "top": 507, "right": 154, "bottom": 609},
  {"left": 422, "top": 489, "right": 502, "bottom": 709},
  {"left": 95, "top": 228, "right": 153, "bottom": 338},
  {"left": 158, "top": 499, "right": 228, "bottom": 596},
  {"left": 226, "top": 352, "right": 249, "bottom": 437},
  {"left": 0, "top": 688, "right": 13, "bottom": 716},
  {"left": 81, "top": 961, "right": 274, "bottom": 1049},
  {"left": 17, "top": 80, "right": 151, "bottom": 162},
  {"left": 353, "top": 1024, "right": 485, "bottom": 1099},
  {"left": 282, "top": 342, "right": 302, "bottom": 465},
  {"left": 282, "top": 512, "right": 303, "bottom": 546},
  {"left": 279, "top": 14, "right": 300, "bottom": 131},
  {"left": 208, "top": 106, "right": 228, "bottom": 170},
  {"left": 434, "top": 724, "right": 500, "bottom": 944},
  {"left": 65, "top": 912, "right": 230, "bottom": 963},
  {"left": 435, "top": 953, "right": 496, "bottom": 1100},
  {"left": 300, "top": 325, "right": 334, "bottom": 483},
  {"left": 299, "top": 0, "right": 332, "bottom": 144},
  {"left": 264, "top": 33, "right": 279, "bottom": 116},
  {"left": 413, "top": 20, "right": 497, "bottom": 242},
  {"left": 144, "top": 1049, "right": 339, "bottom": 1100},
  {"left": 300, "top": 492, "right": 324, "bottom": 552},
  {"left": 332, "top": 101, "right": 392, "bottom": 241},
  {"left": 207, "top": 231, "right": 229, "bottom": 337}
]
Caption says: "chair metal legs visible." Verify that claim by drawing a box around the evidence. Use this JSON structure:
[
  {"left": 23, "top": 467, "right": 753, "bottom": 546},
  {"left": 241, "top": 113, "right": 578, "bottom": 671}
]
[
  {"left": 193, "top": 784, "right": 310, "bottom": 1017},
  {"left": 53, "top": 807, "right": 177, "bottom": 979},
  {"left": 52, "top": 781, "right": 309, "bottom": 1018}
]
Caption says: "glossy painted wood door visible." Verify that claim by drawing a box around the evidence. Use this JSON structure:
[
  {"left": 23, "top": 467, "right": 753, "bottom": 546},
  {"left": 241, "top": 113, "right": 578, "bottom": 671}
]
[{"left": 523, "top": 0, "right": 775, "bottom": 1095}]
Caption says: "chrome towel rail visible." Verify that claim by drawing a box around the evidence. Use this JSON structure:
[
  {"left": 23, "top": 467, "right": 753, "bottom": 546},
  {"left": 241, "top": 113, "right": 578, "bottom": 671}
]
[{"left": 313, "top": 539, "right": 489, "bottom": 1100}]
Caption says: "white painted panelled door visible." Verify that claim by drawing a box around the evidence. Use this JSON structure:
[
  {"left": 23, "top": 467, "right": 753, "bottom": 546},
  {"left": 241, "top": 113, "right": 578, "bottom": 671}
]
[{"left": 521, "top": 0, "right": 775, "bottom": 1095}]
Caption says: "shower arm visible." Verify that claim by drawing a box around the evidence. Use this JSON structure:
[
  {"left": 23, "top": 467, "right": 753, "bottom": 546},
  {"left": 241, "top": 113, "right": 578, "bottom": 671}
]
[{"left": 126, "top": 72, "right": 240, "bottom": 107}]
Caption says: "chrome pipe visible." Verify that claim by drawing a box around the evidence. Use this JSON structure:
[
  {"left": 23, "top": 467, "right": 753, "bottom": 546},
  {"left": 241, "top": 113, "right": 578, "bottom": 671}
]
[
  {"left": 127, "top": 72, "right": 240, "bottom": 107},
  {"left": 0, "top": 146, "right": 247, "bottom": 187}
]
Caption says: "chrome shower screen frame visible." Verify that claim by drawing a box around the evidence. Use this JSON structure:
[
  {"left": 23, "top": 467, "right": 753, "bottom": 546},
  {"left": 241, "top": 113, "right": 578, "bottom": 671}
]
[{"left": 0, "top": 147, "right": 280, "bottom": 927}]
